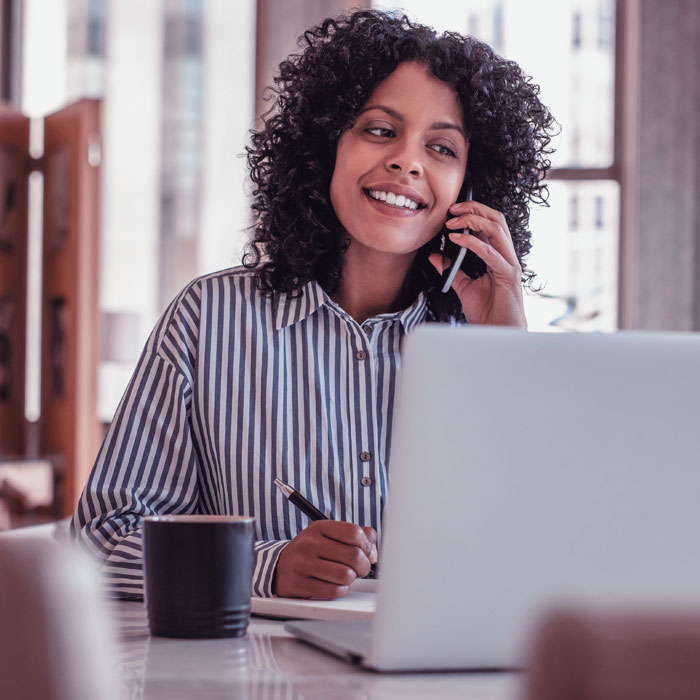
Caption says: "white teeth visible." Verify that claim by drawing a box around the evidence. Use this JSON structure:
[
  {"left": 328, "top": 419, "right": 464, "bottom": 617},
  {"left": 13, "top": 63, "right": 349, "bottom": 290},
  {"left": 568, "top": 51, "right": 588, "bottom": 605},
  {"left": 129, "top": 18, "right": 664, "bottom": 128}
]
[{"left": 368, "top": 189, "right": 421, "bottom": 210}]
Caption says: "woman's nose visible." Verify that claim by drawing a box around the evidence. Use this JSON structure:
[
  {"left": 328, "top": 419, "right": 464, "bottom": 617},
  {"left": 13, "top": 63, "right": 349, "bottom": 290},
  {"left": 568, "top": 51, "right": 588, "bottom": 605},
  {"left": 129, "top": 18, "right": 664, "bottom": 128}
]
[{"left": 385, "top": 141, "right": 423, "bottom": 177}]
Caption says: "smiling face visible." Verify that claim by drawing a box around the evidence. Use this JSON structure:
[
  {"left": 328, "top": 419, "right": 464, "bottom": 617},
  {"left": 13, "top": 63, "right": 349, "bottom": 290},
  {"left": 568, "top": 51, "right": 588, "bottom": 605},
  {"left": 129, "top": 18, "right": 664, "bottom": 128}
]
[{"left": 330, "top": 61, "right": 469, "bottom": 263}]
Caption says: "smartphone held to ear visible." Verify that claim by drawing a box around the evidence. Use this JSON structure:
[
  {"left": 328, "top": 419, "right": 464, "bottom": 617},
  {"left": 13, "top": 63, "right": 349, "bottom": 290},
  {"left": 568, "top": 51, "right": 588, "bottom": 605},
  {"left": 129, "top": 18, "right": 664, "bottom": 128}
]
[{"left": 440, "top": 184, "right": 487, "bottom": 293}]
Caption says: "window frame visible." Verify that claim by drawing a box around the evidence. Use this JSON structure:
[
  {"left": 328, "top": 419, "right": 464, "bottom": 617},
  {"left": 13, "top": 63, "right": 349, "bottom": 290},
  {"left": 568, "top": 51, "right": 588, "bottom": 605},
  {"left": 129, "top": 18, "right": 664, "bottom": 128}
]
[{"left": 545, "top": 0, "right": 627, "bottom": 329}]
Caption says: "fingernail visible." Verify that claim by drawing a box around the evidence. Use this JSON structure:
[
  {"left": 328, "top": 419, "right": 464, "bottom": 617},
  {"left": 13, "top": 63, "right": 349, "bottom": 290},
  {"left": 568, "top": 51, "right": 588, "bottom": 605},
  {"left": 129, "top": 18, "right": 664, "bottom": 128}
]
[{"left": 369, "top": 545, "right": 378, "bottom": 564}]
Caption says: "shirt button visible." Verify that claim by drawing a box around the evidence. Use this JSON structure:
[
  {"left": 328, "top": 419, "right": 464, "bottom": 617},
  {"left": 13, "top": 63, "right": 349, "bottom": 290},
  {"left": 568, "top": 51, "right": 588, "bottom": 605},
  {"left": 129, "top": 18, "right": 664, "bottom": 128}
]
[
  {"left": 359, "top": 451, "right": 371, "bottom": 462},
  {"left": 361, "top": 476, "right": 373, "bottom": 487},
  {"left": 363, "top": 324, "right": 372, "bottom": 336},
  {"left": 356, "top": 350, "right": 367, "bottom": 360}
]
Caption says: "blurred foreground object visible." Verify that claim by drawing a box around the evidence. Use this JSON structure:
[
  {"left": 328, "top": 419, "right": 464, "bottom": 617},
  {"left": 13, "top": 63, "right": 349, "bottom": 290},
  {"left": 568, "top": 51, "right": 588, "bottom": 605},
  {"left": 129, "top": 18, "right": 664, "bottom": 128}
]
[
  {"left": 0, "top": 526, "right": 120, "bottom": 700},
  {"left": 524, "top": 606, "right": 700, "bottom": 700}
]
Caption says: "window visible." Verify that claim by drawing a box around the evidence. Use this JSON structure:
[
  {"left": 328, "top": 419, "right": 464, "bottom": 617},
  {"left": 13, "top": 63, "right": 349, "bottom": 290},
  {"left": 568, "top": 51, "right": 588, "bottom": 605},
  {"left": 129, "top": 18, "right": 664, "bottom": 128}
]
[
  {"left": 86, "top": 0, "right": 104, "bottom": 57},
  {"left": 572, "top": 11, "right": 582, "bottom": 49},
  {"left": 598, "top": 0, "right": 614, "bottom": 49},
  {"left": 22, "top": 0, "right": 257, "bottom": 420},
  {"left": 492, "top": 3, "right": 504, "bottom": 53},
  {"left": 570, "top": 192, "right": 579, "bottom": 231},
  {"left": 595, "top": 195, "right": 605, "bottom": 229}
]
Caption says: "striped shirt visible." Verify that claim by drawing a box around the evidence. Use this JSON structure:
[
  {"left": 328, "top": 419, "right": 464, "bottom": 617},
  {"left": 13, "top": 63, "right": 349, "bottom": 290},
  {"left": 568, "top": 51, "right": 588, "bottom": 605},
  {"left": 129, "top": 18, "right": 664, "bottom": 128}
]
[{"left": 71, "top": 266, "right": 428, "bottom": 598}]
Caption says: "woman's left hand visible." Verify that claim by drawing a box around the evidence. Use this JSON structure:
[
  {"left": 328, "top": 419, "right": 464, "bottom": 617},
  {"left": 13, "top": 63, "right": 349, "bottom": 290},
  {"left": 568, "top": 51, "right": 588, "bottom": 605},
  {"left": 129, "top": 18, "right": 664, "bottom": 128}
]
[{"left": 428, "top": 200, "right": 527, "bottom": 327}]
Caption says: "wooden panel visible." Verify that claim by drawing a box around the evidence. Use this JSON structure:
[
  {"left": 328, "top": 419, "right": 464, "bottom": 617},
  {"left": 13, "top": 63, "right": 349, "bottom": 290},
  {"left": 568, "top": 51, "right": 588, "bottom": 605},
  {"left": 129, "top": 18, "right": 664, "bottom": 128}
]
[
  {"left": 40, "top": 99, "right": 101, "bottom": 514},
  {"left": 0, "top": 100, "right": 28, "bottom": 457}
]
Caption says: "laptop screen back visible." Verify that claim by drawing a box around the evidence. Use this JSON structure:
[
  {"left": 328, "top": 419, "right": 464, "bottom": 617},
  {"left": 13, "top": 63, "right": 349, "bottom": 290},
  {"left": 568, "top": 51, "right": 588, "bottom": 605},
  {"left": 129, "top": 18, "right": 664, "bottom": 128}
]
[{"left": 369, "top": 326, "right": 700, "bottom": 671}]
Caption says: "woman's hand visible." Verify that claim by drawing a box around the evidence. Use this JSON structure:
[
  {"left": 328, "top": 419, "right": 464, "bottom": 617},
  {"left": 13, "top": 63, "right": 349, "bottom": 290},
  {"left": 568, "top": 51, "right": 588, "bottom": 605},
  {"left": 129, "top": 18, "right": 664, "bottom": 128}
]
[
  {"left": 429, "top": 200, "right": 527, "bottom": 327},
  {"left": 273, "top": 521, "right": 378, "bottom": 599}
]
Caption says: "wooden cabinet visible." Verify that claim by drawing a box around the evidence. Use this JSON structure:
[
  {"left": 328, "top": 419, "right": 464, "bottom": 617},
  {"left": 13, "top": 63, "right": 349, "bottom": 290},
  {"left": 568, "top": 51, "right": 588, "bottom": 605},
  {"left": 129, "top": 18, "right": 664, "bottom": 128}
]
[
  {"left": 40, "top": 99, "right": 102, "bottom": 515},
  {"left": 0, "top": 103, "right": 29, "bottom": 457},
  {"left": 0, "top": 98, "right": 101, "bottom": 516}
]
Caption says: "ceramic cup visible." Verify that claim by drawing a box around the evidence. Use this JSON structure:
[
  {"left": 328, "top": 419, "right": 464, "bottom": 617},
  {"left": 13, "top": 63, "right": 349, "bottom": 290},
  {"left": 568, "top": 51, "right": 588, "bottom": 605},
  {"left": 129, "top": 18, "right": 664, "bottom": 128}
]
[{"left": 143, "top": 514, "right": 255, "bottom": 638}]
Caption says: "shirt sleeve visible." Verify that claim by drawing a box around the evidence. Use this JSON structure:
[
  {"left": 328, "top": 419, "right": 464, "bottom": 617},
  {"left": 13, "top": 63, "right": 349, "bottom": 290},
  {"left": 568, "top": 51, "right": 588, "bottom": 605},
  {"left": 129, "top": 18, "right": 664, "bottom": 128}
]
[
  {"left": 71, "top": 345, "right": 292, "bottom": 599},
  {"left": 252, "top": 540, "right": 289, "bottom": 597},
  {"left": 71, "top": 348, "right": 200, "bottom": 599}
]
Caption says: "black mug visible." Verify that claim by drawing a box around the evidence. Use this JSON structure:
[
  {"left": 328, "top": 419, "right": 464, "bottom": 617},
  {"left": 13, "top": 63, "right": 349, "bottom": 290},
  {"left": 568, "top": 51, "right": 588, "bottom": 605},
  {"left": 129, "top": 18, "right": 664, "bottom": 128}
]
[{"left": 143, "top": 514, "right": 255, "bottom": 638}]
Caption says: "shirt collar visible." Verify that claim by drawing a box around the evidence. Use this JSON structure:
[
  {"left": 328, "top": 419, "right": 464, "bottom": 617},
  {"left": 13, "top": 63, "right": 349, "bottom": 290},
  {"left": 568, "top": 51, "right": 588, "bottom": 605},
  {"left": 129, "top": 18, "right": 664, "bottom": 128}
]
[
  {"left": 395, "top": 291, "right": 428, "bottom": 332},
  {"left": 273, "top": 279, "right": 428, "bottom": 332},
  {"left": 273, "top": 280, "right": 327, "bottom": 330}
]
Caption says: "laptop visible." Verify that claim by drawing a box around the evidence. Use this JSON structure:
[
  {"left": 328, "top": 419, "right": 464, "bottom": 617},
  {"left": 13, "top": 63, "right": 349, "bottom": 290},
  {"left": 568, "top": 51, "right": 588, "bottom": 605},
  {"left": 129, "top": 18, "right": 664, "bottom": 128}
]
[{"left": 285, "top": 325, "right": 700, "bottom": 671}]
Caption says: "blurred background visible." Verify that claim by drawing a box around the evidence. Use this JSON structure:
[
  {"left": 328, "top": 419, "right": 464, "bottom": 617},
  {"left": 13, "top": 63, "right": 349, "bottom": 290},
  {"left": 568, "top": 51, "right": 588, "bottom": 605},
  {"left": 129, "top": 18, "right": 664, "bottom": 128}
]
[{"left": 1, "top": 0, "right": 698, "bottom": 526}]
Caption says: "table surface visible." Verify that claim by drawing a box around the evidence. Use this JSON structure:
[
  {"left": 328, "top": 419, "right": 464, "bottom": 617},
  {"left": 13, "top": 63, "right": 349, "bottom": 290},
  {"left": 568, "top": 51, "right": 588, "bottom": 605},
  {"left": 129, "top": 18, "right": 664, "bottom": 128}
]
[{"left": 113, "top": 600, "right": 522, "bottom": 700}]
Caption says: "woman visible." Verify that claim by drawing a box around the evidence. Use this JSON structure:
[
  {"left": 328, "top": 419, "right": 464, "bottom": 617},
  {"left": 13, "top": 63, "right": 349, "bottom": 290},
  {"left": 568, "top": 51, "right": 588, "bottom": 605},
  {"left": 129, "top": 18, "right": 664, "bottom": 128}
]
[{"left": 72, "top": 10, "right": 554, "bottom": 600}]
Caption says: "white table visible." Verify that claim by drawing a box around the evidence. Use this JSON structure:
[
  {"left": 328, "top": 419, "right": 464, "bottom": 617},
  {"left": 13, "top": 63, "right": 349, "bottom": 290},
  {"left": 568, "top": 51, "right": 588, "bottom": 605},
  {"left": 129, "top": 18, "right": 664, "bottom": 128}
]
[{"left": 113, "top": 600, "right": 522, "bottom": 700}]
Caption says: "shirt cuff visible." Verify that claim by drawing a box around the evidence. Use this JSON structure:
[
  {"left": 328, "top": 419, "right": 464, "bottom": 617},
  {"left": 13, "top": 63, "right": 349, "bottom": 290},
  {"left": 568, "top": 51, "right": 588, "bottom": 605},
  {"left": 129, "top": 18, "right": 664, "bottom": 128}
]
[{"left": 252, "top": 540, "right": 290, "bottom": 597}]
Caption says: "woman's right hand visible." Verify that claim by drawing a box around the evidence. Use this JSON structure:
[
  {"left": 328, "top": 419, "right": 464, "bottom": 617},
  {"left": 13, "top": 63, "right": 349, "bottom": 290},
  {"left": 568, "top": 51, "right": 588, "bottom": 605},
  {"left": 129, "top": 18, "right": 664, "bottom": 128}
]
[{"left": 273, "top": 521, "right": 378, "bottom": 599}]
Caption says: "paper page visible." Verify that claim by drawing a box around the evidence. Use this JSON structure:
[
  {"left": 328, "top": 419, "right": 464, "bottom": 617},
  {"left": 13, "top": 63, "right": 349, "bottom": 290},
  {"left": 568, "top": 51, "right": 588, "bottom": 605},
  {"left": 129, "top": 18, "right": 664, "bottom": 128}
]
[
  {"left": 347, "top": 578, "right": 378, "bottom": 594},
  {"left": 251, "top": 578, "right": 378, "bottom": 620}
]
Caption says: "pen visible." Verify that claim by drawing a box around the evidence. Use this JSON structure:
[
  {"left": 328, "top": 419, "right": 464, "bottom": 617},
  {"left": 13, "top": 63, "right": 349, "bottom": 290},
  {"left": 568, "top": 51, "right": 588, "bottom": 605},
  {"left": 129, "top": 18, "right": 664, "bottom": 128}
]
[
  {"left": 273, "top": 478, "right": 328, "bottom": 521},
  {"left": 273, "top": 478, "right": 377, "bottom": 578}
]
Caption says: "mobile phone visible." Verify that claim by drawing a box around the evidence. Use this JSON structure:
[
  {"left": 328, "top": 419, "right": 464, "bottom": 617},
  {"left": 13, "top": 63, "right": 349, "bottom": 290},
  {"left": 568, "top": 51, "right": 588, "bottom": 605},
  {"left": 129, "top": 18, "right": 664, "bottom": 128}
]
[{"left": 440, "top": 181, "right": 487, "bottom": 292}]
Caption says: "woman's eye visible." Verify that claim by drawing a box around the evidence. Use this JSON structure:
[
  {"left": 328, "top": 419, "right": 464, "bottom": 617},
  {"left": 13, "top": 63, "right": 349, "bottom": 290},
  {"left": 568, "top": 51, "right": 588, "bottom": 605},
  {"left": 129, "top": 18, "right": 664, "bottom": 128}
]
[
  {"left": 429, "top": 144, "right": 457, "bottom": 158},
  {"left": 366, "top": 127, "right": 395, "bottom": 138}
]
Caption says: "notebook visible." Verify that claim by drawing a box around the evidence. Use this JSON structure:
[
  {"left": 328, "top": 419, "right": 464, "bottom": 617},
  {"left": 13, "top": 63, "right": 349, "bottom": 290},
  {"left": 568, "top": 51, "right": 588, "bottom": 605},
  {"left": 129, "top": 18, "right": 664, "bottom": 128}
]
[
  {"left": 251, "top": 578, "right": 377, "bottom": 620},
  {"left": 285, "top": 326, "right": 700, "bottom": 671}
]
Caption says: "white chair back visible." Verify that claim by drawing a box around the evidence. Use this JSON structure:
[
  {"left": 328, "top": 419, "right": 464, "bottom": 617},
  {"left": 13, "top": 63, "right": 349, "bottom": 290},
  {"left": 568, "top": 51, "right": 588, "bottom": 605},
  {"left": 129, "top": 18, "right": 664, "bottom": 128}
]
[{"left": 0, "top": 525, "right": 120, "bottom": 700}]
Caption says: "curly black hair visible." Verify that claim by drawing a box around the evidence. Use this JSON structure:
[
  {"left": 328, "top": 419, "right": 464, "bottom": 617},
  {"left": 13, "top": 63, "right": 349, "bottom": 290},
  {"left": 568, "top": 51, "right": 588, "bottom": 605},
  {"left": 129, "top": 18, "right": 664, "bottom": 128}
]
[{"left": 244, "top": 9, "right": 556, "bottom": 322}]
